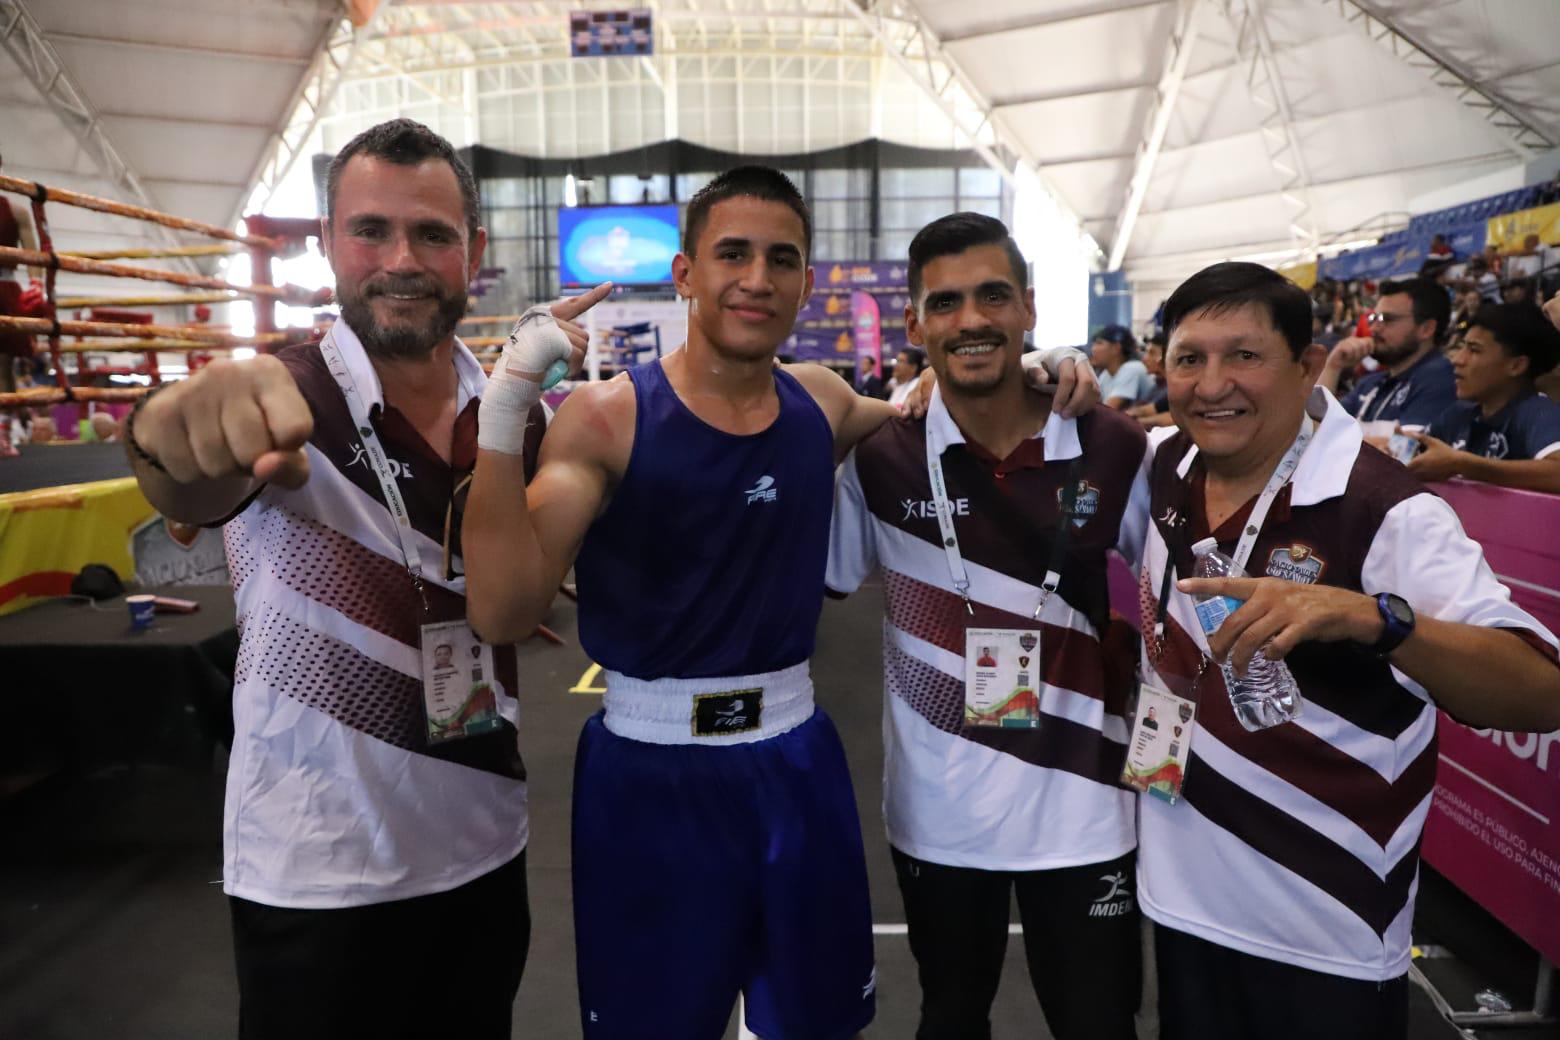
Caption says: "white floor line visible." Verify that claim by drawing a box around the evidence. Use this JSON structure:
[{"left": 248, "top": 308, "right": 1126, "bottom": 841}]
[{"left": 873, "top": 923, "right": 1024, "bottom": 935}]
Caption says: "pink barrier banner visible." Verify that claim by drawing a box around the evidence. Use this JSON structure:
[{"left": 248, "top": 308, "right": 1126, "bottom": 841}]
[{"left": 1422, "top": 479, "right": 1560, "bottom": 965}]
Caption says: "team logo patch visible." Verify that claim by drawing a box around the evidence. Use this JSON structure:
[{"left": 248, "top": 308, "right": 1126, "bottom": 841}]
[
  {"left": 1178, "top": 702, "right": 1193, "bottom": 724},
  {"left": 1059, "top": 480, "right": 1100, "bottom": 528},
  {"left": 1265, "top": 543, "right": 1326, "bottom": 584},
  {"left": 1019, "top": 633, "right": 1038, "bottom": 653},
  {"left": 691, "top": 689, "right": 763, "bottom": 736}
]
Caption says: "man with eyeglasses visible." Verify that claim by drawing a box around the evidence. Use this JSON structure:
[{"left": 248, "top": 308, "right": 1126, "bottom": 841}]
[{"left": 1318, "top": 278, "right": 1457, "bottom": 450}]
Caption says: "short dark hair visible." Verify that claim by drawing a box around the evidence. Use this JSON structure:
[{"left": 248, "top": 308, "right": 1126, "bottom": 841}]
[
  {"left": 683, "top": 165, "right": 811, "bottom": 257},
  {"left": 1468, "top": 303, "right": 1560, "bottom": 379},
  {"left": 1161, "top": 261, "right": 1312, "bottom": 360},
  {"left": 898, "top": 346, "right": 927, "bottom": 373},
  {"left": 326, "top": 119, "right": 480, "bottom": 239},
  {"left": 1377, "top": 277, "right": 1451, "bottom": 344},
  {"left": 907, "top": 212, "right": 1029, "bottom": 303},
  {"left": 1092, "top": 323, "right": 1139, "bottom": 360}
]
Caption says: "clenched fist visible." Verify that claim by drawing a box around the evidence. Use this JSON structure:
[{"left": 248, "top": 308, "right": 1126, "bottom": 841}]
[{"left": 133, "top": 355, "right": 313, "bottom": 489}]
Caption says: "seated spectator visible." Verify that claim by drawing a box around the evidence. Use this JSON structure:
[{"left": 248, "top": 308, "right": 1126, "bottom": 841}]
[
  {"left": 855, "top": 355, "right": 884, "bottom": 399},
  {"left": 1465, "top": 256, "right": 1501, "bottom": 303},
  {"left": 1449, "top": 287, "right": 1485, "bottom": 340},
  {"left": 1483, "top": 243, "right": 1505, "bottom": 277},
  {"left": 1319, "top": 277, "right": 1457, "bottom": 443},
  {"left": 1090, "top": 323, "right": 1155, "bottom": 409},
  {"left": 1409, "top": 303, "right": 1560, "bottom": 494},
  {"left": 1428, "top": 232, "right": 1454, "bottom": 259},
  {"left": 1503, "top": 278, "right": 1534, "bottom": 306},
  {"left": 88, "top": 412, "right": 121, "bottom": 443},
  {"left": 886, "top": 347, "right": 927, "bottom": 409},
  {"left": 1126, "top": 332, "right": 1174, "bottom": 429}
]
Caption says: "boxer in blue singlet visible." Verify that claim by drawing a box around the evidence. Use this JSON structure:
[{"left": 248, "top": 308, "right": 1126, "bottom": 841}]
[{"left": 463, "top": 167, "right": 1098, "bottom": 1039}]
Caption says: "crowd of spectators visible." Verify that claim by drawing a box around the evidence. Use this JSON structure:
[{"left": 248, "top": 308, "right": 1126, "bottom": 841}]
[{"left": 1105, "top": 245, "right": 1560, "bottom": 495}]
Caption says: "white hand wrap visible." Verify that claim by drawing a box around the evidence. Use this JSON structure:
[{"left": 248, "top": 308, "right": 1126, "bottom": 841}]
[
  {"left": 1022, "top": 345, "right": 1089, "bottom": 379},
  {"left": 477, "top": 304, "right": 572, "bottom": 455}
]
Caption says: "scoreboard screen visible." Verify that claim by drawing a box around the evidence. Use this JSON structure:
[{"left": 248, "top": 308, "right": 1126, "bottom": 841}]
[{"left": 570, "top": 9, "right": 653, "bottom": 57}]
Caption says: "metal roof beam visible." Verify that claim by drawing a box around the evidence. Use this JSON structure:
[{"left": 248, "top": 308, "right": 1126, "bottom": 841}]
[
  {"left": 45, "top": 31, "right": 311, "bottom": 66},
  {"left": 242, "top": 2, "right": 398, "bottom": 223},
  {"left": 1329, "top": 0, "right": 1551, "bottom": 155},
  {"left": 1106, "top": 0, "right": 1204, "bottom": 270},
  {"left": 991, "top": 77, "right": 1158, "bottom": 110},
  {"left": 0, "top": 0, "right": 194, "bottom": 270},
  {"left": 939, "top": 0, "right": 1170, "bottom": 45},
  {"left": 1230, "top": 0, "right": 1319, "bottom": 252}
]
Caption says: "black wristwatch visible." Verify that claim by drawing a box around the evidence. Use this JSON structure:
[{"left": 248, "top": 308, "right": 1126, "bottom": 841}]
[{"left": 1371, "top": 593, "right": 1415, "bottom": 656}]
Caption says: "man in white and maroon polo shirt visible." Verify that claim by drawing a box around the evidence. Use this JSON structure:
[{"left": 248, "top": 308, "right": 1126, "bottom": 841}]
[
  {"left": 828, "top": 213, "right": 1152, "bottom": 1040},
  {"left": 123, "top": 120, "right": 589, "bottom": 1039},
  {"left": 1141, "top": 261, "right": 1560, "bottom": 1039}
]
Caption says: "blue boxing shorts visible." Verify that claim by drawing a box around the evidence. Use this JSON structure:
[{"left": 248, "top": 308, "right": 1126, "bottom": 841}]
[{"left": 571, "top": 664, "right": 876, "bottom": 1040}]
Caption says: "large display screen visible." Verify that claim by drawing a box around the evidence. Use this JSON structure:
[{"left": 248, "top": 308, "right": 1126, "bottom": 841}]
[{"left": 557, "top": 204, "right": 680, "bottom": 287}]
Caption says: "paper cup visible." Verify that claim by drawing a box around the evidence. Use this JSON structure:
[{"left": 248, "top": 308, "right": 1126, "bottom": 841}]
[{"left": 127, "top": 594, "right": 156, "bottom": 630}]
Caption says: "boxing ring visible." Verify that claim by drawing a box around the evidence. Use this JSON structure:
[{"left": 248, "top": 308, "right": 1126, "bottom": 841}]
[{"left": 0, "top": 172, "right": 328, "bottom": 614}]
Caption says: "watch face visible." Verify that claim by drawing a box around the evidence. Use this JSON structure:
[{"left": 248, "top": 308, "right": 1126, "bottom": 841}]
[{"left": 1386, "top": 595, "right": 1414, "bottom": 625}]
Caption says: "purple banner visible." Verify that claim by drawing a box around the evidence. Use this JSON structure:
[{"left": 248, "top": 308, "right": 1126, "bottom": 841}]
[
  {"left": 851, "top": 290, "right": 881, "bottom": 374},
  {"left": 1421, "top": 480, "right": 1560, "bottom": 966}
]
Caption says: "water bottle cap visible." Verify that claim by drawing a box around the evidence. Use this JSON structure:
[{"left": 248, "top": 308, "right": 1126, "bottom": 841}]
[{"left": 1191, "top": 536, "right": 1220, "bottom": 556}]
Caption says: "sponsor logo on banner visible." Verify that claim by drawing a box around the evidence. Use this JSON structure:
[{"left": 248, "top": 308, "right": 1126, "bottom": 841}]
[{"left": 1265, "top": 543, "right": 1326, "bottom": 584}]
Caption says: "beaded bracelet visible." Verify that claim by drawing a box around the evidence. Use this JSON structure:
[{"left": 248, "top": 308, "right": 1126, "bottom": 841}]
[{"left": 124, "top": 384, "right": 169, "bottom": 474}]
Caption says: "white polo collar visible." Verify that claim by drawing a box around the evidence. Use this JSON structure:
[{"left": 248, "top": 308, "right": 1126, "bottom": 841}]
[
  {"left": 1173, "top": 386, "right": 1360, "bottom": 507},
  {"left": 924, "top": 383, "right": 1083, "bottom": 462},
  {"left": 328, "top": 317, "right": 488, "bottom": 416}
]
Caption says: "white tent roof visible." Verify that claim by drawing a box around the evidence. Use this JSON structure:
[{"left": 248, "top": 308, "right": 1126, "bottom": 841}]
[
  {"left": 908, "top": 0, "right": 1559, "bottom": 280},
  {"left": 0, "top": 0, "right": 339, "bottom": 265},
  {"left": 3, "top": 0, "right": 1556, "bottom": 290}
]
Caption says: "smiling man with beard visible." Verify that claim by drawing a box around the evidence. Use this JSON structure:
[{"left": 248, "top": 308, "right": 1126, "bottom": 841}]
[
  {"left": 123, "top": 119, "right": 599, "bottom": 1039},
  {"left": 826, "top": 213, "right": 1151, "bottom": 1040}
]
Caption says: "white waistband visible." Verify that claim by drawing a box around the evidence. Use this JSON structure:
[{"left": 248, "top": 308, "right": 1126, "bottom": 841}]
[{"left": 601, "top": 662, "right": 815, "bottom": 745}]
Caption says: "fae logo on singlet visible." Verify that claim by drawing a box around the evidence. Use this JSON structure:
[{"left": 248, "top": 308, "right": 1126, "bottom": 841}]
[{"left": 745, "top": 475, "right": 779, "bottom": 505}]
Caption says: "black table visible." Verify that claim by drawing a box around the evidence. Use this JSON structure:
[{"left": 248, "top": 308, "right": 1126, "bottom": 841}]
[{"left": 0, "top": 585, "right": 237, "bottom": 775}]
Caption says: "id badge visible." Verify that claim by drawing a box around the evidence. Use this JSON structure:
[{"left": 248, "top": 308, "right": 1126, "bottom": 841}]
[
  {"left": 964, "top": 628, "right": 1042, "bottom": 728},
  {"left": 1120, "top": 682, "right": 1196, "bottom": 804},
  {"left": 420, "top": 620, "right": 503, "bottom": 744}
]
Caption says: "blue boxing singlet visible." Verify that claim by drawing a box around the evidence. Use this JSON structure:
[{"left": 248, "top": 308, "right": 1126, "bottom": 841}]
[{"left": 573, "top": 359, "right": 835, "bottom": 680}]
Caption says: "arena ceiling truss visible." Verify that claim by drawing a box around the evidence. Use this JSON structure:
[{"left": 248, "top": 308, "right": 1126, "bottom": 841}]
[{"left": 3, "top": 0, "right": 1557, "bottom": 291}]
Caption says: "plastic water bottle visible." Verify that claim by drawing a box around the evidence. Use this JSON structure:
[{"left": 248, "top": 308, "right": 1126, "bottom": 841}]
[{"left": 1189, "top": 537, "right": 1303, "bottom": 731}]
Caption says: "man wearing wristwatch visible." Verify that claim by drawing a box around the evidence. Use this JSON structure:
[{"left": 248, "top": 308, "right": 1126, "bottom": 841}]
[{"left": 1136, "top": 262, "right": 1560, "bottom": 1040}]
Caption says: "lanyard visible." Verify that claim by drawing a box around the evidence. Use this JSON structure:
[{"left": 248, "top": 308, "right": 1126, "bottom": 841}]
[
  {"left": 926, "top": 425, "right": 1080, "bottom": 618},
  {"left": 319, "top": 330, "right": 429, "bottom": 606},
  {"left": 1150, "top": 416, "right": 1314, "bottom": 646}
]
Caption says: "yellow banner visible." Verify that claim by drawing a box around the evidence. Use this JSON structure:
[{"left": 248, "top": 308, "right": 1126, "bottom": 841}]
[
  {"left": 1279, "top": 261, "right": 1317, "bottom": 290},
  {"left": 1487, "top": 202, "right": 1560, "bottom": 252},
  {"left": 0, "top": 476, "right": 157, "bottom": 616}
]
